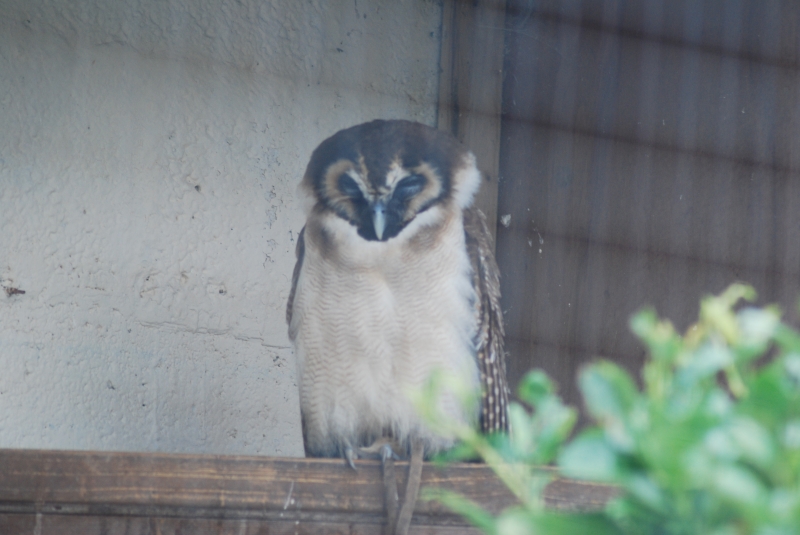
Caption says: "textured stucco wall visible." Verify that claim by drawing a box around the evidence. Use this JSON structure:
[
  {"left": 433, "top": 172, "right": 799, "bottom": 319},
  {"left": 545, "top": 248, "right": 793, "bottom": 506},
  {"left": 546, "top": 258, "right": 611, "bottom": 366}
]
[{"left": 0, "top": 0, "right": 442, "bottom": 455}]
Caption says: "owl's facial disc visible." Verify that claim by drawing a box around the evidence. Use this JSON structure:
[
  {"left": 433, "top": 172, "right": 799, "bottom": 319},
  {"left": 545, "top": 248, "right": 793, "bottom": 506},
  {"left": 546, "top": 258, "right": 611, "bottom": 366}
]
[
  {"left": 329, "top": 168, "right": 438, "bottom": 242},
  {"left": 316, "top": 149, "right": 446, "bottom": 242}
]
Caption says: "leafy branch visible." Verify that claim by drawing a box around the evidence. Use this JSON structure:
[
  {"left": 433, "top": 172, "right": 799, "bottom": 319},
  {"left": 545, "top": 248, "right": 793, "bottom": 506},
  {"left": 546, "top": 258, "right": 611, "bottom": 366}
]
[{"left": 416, "top": 284, "right": 800, "bottom": 535}]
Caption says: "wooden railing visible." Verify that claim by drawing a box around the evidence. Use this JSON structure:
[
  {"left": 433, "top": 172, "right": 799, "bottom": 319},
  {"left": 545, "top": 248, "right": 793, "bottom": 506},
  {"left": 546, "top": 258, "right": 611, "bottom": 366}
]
[{"left": 0, "top": 449, "right": 615, "bottom": 534}]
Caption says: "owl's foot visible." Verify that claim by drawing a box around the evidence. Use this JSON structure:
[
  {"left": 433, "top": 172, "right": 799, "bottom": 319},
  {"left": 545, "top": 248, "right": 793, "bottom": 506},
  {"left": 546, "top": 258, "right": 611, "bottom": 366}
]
[
  {"left": 381, "top": 443, "right": 401, "bottom": 463},
  {"left": 358, "top": 437, "right": 402, "bottom": 461},
  {"left": 343, "top": 437, "right": 421, "bottom": 535}
]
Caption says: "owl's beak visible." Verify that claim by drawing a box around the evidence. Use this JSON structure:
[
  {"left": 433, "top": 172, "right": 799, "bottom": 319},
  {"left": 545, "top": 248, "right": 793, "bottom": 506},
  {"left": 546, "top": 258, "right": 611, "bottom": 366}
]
[{"left": 372, "top": 200, "right": 386, "bottom": 241}]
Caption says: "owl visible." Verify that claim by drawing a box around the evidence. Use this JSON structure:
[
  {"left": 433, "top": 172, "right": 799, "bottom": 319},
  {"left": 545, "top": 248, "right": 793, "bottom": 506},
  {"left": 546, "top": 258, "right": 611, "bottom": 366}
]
[{"left": 286, "top": 119, "right": 508, "bottom": 466}]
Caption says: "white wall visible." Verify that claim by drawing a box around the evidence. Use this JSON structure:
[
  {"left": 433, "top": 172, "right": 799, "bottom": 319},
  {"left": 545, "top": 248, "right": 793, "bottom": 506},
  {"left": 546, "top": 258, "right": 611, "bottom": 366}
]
[{"left": 0, "top": 0, "right": 442, "bottom": 456}]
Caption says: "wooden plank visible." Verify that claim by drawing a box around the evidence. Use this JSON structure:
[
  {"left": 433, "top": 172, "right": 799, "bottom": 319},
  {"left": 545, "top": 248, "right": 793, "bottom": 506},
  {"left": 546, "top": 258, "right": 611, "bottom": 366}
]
[
  {"left": 437, "top": 0, "right": 507, "bottom": 239},
  {"left": 0, "top": 513, "right": 484, "bottom": 535},
  {"left": 0, "top": 449, "right": 616, "bottom": 534}
]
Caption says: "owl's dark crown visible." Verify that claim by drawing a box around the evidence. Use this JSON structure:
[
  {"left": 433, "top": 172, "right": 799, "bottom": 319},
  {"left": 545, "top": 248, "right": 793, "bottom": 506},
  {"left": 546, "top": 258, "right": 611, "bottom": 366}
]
[{"left": 302, "top": 120, "right": 472, "bottom": 242}]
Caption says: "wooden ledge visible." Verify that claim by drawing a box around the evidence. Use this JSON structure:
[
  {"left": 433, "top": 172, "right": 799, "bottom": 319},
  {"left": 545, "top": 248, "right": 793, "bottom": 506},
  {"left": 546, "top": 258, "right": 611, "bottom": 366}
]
[{"left": 0, "top": 448, "right": 615, "bottom": 534}]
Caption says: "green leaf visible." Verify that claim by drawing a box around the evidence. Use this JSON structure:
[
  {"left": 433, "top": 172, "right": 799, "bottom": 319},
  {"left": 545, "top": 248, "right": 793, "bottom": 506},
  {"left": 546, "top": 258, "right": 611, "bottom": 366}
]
[
  {"left": 741, "top": 364, "right": 794, "bottom": 426},
  {"left": 700, "top": 284, "right": 756, "bottom": 345},
  {"left": 630, "top": 309, "right": 682, "bottom": 362},
  {"left": 580, "top": 362, "right": 638, "bottom": 421},
  {"left": 639, "top": 415, "right": 711, "bottom": 478},
  {"left": 422, "top": 488, "right": 498, "bottom": 535},
  {"left": 430, "top": 440, "right": 478, "bottom": 464},
  {"left": 782, "top": 420, "right": 800, "bottom": 449},
  {"left": 517, "top": 370, "right": 554, "bottom": 406},
  {"left": 727, "top": 417, "right": 775, "bottom": 467},
  {"left": 559, "top": 431, "right": 621, "bottom": 482},
  {"left": 494, "top": 508, "right": 532, "bottom": 535},
  {"left": 677, "top": 340, "right": 733, "bottom": 385},
  {"left": 767, "top": 488, "right": 800, "bottom": 523},
  {"left": 531, "top": 512, "right": 620, "bottom": 535},
  {"left": 508, "top": 403, "right": 535, "bottom": 457},
  {"left": 493, "top": 509, "right": 620, "bottom": 535},
  {"left": 737, "top": 306, "right": 781, "bottom": 357},
  {"left": 774, "top": 325, "right": 800, "bottom": 353},
  {"left": 579, "top": 362, "right": 638, "bottom": 451},
  {"left": 624, "top": 474, "right": 666, "bottom": 512},
  {"left": 531, "top": 397, "right": 577, "bottom": 464},
  {"left": 710, "top": 464, "right": 767, "bottom": 506},
  {"left": 702, "top": 390, "right": 733, "bottom": 419},
  {"left": 630, "top": 308, "right": 658, "bottom": 340},
  {"left": 785, "top": 354, "right": 800, "bottom": 384},
  {"left": 703, "top": 427, "right": 738, "bottom": 461}
]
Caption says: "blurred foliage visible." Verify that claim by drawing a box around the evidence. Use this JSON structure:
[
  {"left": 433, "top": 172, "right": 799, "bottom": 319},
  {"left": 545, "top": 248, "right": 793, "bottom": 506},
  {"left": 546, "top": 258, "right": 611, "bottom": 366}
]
[{"left": 416, "top": 284, "right": 800, "bottom": 535}]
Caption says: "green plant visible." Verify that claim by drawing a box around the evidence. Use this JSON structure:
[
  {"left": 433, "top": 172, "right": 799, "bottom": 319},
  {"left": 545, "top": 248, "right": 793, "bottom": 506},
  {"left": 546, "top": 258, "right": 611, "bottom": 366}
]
[{"left": 417, "top": 284, "right": 800, "bottom": 535}]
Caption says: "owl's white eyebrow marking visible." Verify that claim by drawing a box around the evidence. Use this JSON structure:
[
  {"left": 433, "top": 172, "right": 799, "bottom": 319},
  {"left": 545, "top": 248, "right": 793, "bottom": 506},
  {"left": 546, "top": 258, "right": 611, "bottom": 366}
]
[
  {"left": 345, "top": 169, "right": 377, "bottom": 201},
  {"left": 345, "top": 169, "right": 366, "bottom": 187},
  {"left": 385, "top": 160, "right": 410, "bottom": 189}
]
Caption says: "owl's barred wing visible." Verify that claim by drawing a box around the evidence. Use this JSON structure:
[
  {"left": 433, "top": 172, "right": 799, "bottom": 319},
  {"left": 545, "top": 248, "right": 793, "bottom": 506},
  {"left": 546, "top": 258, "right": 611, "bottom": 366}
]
[
  {"left": 463, "top": 208, "right": 509, "bottom": 434},
  {"left": 286, "top": 226, "right": 305, "bottom": 331},
  {"left": 285, "top": 226, "right": 316, "bottom": 457}
]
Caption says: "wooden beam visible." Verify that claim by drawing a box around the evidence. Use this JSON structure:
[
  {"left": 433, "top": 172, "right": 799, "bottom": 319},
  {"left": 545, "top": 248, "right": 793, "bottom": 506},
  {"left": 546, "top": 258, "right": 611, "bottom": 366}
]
[
  {"left": 438, "top": 0, "right": 507, "bottom": 240},
  {"left": 0, "top": 449, "right": 616, "bottom": 534}
]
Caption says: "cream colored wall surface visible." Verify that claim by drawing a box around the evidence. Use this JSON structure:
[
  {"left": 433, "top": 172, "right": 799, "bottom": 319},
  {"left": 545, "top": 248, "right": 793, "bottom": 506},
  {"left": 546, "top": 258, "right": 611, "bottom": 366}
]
[{"left": 0, "top": 0, "right": 442, "bottom": 455}]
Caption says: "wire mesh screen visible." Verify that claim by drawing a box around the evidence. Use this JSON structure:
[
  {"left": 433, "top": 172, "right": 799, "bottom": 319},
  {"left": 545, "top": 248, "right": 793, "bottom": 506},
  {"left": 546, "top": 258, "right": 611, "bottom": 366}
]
[{"left": 497, "top": 0, "right": 800, "bottom": 406}]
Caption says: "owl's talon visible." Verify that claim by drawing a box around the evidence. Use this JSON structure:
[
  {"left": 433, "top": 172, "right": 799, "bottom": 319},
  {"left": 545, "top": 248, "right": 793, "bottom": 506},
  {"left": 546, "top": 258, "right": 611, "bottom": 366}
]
[
  {"left": 344, "top": 445, "right": 358, "bottom": 470},
  {"left": 381, "top": 443, "right": 400, "bottom": 463},
  {"left": 357, "top": 437, "right": 404, "bottom": 461}
]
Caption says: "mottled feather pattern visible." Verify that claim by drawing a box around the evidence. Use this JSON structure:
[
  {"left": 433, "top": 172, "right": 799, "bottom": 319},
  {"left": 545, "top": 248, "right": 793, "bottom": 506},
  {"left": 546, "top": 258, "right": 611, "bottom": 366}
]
[
  {"left": 464, "top": 208, "right": 509, "bottom": 434},
  {"left": 285, "top": 227, "right": 305, "bottom": 329}
]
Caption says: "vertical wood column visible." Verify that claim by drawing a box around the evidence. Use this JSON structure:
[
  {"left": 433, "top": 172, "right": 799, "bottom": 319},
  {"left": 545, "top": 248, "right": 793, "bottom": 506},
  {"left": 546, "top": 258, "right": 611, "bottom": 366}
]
[{"left": 437, "top": 0, "right": 507, "bottom": 240}]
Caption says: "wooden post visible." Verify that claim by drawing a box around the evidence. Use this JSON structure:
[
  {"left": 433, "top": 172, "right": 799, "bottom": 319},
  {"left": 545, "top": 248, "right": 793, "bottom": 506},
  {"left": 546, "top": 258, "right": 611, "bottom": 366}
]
[{"left": 438, "top": 0, "right": 507, "bottom": 241}]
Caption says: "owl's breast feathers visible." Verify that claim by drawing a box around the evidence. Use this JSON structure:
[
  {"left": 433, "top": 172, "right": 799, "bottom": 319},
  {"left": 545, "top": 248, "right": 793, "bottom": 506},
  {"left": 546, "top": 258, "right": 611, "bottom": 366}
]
[
  {"left": 288, "top": 203, "right": 480, "bottom": 456},
  {"left": 287, "top": 208, "right": 507, "bottom": 457}
]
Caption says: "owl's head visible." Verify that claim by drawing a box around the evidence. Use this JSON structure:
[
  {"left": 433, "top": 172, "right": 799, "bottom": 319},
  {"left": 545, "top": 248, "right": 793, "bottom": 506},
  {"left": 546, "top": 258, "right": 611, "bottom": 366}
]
[{"left": 300, "top": 120, "right": 480, "bottom": 242}]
